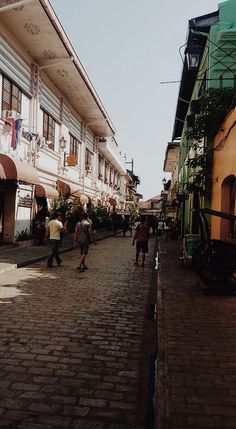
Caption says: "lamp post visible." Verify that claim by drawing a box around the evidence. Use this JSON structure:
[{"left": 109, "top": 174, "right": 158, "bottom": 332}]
[
  {"left": 59, "top": 136, "right": 67, "bottom": 167},
  {"left": 162, "top": 177, "right": 167, "bottom": 190},
  {"left": 161, "top": 178, "right": 168, "bottom": 217}
]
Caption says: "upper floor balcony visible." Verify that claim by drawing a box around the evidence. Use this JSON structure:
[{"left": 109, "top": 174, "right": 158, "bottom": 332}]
[{"left": 98, "top": 138, "right": 126, "bottom": 175}]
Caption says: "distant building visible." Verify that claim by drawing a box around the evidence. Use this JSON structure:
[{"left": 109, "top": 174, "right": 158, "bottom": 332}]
[{"left": 139, "top": 195, "right": 162, "bottom": 216}]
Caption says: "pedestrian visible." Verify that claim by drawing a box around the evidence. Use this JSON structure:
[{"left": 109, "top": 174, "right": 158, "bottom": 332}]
[
  {"left": 45, "top": 212, "right": 64, "bottom": 268},
  {"left": 157, "top": 218, "right": 164, "bottom": 237},
  {"left": 122, "top": 216, "right": 129, "bottom": 237},
  {"left": 88, "top": 215, "right": 97, "bottom": 245},
  {"left": 134, "top": 216, "right": 141, "bottom": 229},
  {"left": 132, "top": 216, "right": 149, "bottom": 267},
  {"left": 74, "top": 213, "right": 93, "bottom": 272}
]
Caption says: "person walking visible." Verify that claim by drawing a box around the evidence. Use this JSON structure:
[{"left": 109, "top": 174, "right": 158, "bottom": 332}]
[
  {"left": 74, "top": 213, "right": 93, "bottom": 272},
  {"left": 132, "top": 216, "right": 149, "bottom": 267},
  {"left": 45, "top": 212, "right": 64, "bottom": 268},
  {"left": 122, "top": 216, "right": 130, "bottom": 237}
]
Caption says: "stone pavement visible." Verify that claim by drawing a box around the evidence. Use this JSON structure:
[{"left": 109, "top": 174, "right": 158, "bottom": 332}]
[
  {"left": 156, "top": 238, "right": 236, "bottom": 429},
  {"left": 0, "top": 229, "right": 122, "bottom": 274},
  {"left": 0, "top": 235, "right": 157, "bottom": 429}
]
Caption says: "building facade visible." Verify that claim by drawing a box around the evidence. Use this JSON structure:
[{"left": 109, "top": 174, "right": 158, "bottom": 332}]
[
  {"left": 0, "top": 0, "right": 128, "bottom": 243},
  {"left": 168, "top": 0, "right": 236, "bottom": 237},
  {"left": 211, "top": 108, "right": 236, "bottom": 241}
]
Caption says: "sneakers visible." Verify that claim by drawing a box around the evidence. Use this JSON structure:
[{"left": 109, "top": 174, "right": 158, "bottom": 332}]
[
  {"left": 76, "top": 266, "right": 84, "bottom": 272},
  {"left": 47, "top": 264, "right": 54, "bottom": 268}
]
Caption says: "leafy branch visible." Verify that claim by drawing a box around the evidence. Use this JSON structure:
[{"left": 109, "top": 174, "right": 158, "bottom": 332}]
[{"left": 185, "top": 87, "right": 235, "bottom": 142}]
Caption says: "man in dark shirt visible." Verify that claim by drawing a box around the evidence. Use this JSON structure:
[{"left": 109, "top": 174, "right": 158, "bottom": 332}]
[
  {"left": 132, "top": 217, "right": 149, "bottom": 267},
  {"left": 74, "top": 213, "right": 92, "bottom": 272}
]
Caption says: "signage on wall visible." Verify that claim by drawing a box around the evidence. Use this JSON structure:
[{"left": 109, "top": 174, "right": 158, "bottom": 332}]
[{"left": 18, "top": 196, "right": 33, "bottom": 208}]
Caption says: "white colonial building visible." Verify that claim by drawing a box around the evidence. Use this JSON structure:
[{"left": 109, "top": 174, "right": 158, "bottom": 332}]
[{"left": 0, "top": 0, "right": 128, "bottom": 243}]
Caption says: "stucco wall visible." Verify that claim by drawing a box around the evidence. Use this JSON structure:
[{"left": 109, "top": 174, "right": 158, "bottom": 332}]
[{"left": 211, "top": 108, "right": 236, "bottom": 239}]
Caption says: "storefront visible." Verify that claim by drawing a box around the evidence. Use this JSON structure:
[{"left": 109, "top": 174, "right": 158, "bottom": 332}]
[{"left": 0, "top": 154, "right": 39, "bottom": 244}]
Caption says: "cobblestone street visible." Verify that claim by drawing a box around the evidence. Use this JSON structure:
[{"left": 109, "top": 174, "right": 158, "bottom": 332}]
[{"left": 0, "top": 236, "right": 156, "bottom": 429}]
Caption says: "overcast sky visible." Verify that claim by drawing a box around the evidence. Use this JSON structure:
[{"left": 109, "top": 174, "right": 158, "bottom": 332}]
[{"left": 51, "top": 0, "right": 220, "bottom": 200}]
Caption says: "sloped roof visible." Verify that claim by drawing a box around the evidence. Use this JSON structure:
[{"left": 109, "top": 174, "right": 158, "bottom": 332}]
[
  {"left": 139, "top": 194, "right": 161, "bottom": 209},
  {"left": 172, "top": 10, "right": 218, "bottom": 140}
]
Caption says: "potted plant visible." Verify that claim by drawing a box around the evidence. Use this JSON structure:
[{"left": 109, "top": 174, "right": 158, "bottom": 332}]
[{"left": 15, "top": 228, "right": 34, "bottom": 247}]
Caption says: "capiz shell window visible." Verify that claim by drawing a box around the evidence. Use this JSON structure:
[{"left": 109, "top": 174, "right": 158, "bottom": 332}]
[
  {"left": 69, "top": 134, "right": 79, "bottom": 163},
  {"left": 2, "top": 75, "right": 22, "bottom": 113},
  {"left": 43, "top": 110, "right": 55, "bottom": 150}
]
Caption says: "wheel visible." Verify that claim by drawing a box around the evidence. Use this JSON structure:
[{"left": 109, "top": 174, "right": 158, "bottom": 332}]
[{"left": 197, "top": 240, "right": 236, "bottom": 287}]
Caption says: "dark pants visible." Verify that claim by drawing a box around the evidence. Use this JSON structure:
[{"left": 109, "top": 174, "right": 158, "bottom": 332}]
[{"left": 47, "top": 239, "right": 61, "bottom": 266}]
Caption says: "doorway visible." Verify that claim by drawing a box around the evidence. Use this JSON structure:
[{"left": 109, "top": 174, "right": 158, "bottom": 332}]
[{"left": 221, "top": 175, "right": 236, "bottom": 240}]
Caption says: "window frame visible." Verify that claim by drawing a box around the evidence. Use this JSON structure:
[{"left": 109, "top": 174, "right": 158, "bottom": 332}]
[
  {"left": 98, "top": 155, "right": 103, "bottom": 178},
  {"left": 2, "top": 75, "right": 22, "bottom": 114},
  {"left": 104, "top": 162, "right": 109, "bottom": 183},
  {"left": 42, "top": 110, "right": 55, "bottom": 150},
  {"left": 69, "top": 134, "right": 79, "bottom": 163}
]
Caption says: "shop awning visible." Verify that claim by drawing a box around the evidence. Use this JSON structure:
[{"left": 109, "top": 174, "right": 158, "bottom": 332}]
[
  {"left": 57, "top": 179, "right": 80, "bottom": 195},
  {"left": 71, "top": 190, "right": 81, "bottom": 198},
  {"left": 0, "top": 154, "right": 40, "bottom": 184},
  {"left": 80, "top": 194, "right": 89, "bottom": 204},
  {"left": 35, "top": 183, "right": 59, "bottom": 198}
]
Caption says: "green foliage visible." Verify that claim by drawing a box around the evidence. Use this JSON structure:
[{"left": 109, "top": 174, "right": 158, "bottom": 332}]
[
  {"left": 49, "top": 196, "right": 74, "bottom": 220},
  {"left": 185, "top": 88, "right": 235, "bottom": 142},
  {"left": 15, "top": 228, "right": 32, "bottom": 242},
  {"left": 185, "top": 153, "right": 207, "bottom": 170},
  {"left": 49, "top": 196, "right": 84, "bottom": 232},
  {"left": 92, "top": 205, "right": 110, "bottom": 228}
]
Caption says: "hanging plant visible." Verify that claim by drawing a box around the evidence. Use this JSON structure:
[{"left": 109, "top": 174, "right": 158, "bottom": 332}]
[
  {"left": 186, "top": 153, "right": 207, "bottom": 170},
  {"left": 185, "top": 87, "right": 235, "bottom": 142}
]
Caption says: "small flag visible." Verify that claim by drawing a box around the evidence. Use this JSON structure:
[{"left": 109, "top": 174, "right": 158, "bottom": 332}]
[
  {"left": 15, "top": 119, "right": 23, "bottom": 149},
  {"left": 3, "top": 117, "right": 23, "bottom": 149}
]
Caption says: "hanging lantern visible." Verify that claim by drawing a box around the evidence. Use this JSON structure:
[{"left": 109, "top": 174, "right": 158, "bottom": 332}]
[{"left": 185, "top": 40, "right": 202, "bottom": 70}]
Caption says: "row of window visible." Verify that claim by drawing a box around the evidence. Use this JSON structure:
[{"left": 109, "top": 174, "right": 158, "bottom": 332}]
[{"left": 1, "top": 75, "right": 120, "bottom": 186}]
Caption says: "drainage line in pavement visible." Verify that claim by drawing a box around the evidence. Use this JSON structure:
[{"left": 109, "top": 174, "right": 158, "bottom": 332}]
[
  {"left": 145, "top": 237, "right": 159, "bottom": 428},
  {"left": 146, "top": 350, "right": 157, "bottom": 429}
]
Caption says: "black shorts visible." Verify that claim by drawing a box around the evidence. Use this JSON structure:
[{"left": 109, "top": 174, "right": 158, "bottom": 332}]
[
  {"left": 78, "top": 240, "right": 90, "bottom": 255},
  {"left": 136, "top": 240, "right": 148, "bottom": 253}
]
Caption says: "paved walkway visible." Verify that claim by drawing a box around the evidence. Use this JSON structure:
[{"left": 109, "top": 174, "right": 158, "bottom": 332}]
[
  {"left": 4, "top": 234, "right": 236, "bottom": 428},
  {"left": 0, "top": 229, "right": 122, "bottom": 274},
  {"left": 156, "top": 238, "right": 236, "bottom": 429},
  {"left": 0, "top": 235, "right": 157, "bottom": 429}
]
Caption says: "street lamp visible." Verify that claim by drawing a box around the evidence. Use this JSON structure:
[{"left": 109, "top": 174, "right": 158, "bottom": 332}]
[
  {"left": 185, "top": 41, "right": 202, "bottom": 70},
  {"left": 162, "top": 177, "right": 167, "bottom": 190},
  {"left": 59, "top": 136, "right": 67, "bottom": 167},
  {"left": 59, "top": 136, "right": 66, "bottom": 149}
]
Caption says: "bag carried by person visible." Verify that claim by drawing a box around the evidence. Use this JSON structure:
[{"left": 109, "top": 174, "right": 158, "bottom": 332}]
[{"left": 80, "top": 221, "right": 92, "bottom": 244}]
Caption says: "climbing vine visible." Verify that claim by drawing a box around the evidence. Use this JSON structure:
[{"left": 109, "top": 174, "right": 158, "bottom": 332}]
[
  {"left": 184, "top": 87, "right": 235, "bottom": 194},
  {"left": 185, "top": 87, "right": 235, "bottom": 142}
]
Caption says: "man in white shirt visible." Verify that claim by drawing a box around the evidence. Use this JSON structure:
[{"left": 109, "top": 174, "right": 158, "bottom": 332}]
[{"left": 45, "top": 212, "right": 64, "bottom": 268}]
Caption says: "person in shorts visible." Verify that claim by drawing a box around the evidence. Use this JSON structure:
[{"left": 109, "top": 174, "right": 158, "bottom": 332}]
[
  {"left": 132, "top": 216, "right": 149, "bottom": 267},
  {"left": 74, "top": 213, "right": 92, "bottom": 272}
]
